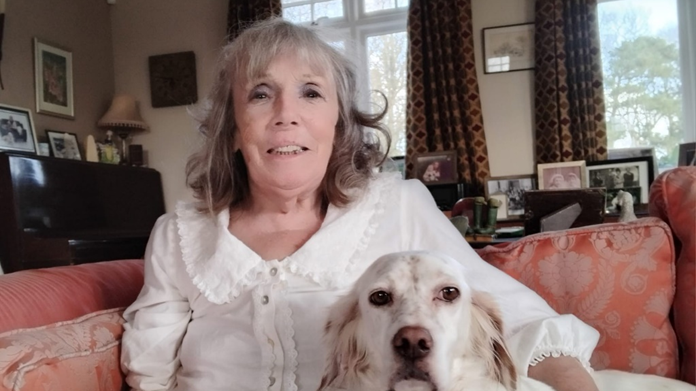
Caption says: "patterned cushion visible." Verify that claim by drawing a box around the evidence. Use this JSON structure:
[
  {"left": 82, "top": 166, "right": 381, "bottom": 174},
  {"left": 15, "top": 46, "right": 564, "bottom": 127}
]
[
  {"left": 0, "top": 308, "right": 125, "bottom": 391},
  {"left": 649, "top": 166, "right": 696, "bottom": 384},
  {"left": 476, "top": 218, "right": 678, "bottom": 377}
]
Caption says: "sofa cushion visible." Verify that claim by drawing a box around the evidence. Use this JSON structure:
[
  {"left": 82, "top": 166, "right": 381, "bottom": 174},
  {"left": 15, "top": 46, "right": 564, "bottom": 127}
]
[
  {"left": 0, "top": 308, "right": 125, "bottom": 391},
  {"left": 0, "top": 259, "right": 144, "bottom": 334},
  {"left": 476, "top": 218, "right": 678, "bottom": 378},
  {"left": 649, "top": 166, "right": 696, "bottom": 384}
]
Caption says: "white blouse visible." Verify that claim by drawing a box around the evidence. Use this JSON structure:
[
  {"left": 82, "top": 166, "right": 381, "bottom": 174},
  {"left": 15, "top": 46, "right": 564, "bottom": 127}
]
[{"left": 121, "top": 173, "right": 599, "bottom": 391}]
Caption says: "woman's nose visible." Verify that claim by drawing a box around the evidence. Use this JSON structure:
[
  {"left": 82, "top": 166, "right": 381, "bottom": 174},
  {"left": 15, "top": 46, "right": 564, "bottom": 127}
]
[{"left": 273, "top": 93, "right": 299, "bottom": 127}]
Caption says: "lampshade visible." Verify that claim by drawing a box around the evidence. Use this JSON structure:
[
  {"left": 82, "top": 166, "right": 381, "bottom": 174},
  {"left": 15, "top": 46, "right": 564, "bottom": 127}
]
[{"left": 97, "top": 94, "right": 149, "bottom": 130}]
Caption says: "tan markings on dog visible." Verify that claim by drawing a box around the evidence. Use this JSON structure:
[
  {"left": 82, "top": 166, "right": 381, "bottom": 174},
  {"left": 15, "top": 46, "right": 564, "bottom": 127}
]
[{"left": 471, "top": 291, "right": 517, "bottom": 390}]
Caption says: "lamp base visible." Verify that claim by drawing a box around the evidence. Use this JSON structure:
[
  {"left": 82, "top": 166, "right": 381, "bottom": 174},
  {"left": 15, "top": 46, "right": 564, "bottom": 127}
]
[{"left": 116, "top": 131, "right": 130, "bottom": 165}]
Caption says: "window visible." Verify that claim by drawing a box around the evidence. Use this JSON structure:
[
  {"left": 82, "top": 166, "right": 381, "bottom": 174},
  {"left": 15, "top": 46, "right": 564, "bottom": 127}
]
[
  {"left": 282, "top": 0, "right": 409, "bottom": 156},
  {"left": 598, "top": 0, "right": 686, "bottom": 170}
]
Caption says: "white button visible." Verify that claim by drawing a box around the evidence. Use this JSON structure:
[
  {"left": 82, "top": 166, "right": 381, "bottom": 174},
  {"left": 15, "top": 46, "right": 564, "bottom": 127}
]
[
  {"left": 270, "top": 267, "right": 277, "bottom": 276},
  {"left": 262, "top": 295, "right": 269, "bottom": 305},
  {"left": 269, "top": 376, "right": 276, "bottom": 386}
]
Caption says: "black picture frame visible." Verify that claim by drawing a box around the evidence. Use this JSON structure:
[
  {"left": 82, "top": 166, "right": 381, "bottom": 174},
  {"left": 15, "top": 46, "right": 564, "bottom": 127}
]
[
  {"left": 482, "top": 22, "right": 535, "bottom": 74},
  {"left": 45, "top": 129, "right": 82, "bottom": 160},
  {"left": 414, "top": 150, "right": 458, "bottom": 185},
  {"left": 586, "top": 156, "right": 655, "bottom": 205},
  {"left": 678, "top": 142, "right": 696, "bottom": 166},
  {"left": 0, "top": 104, "right": 38, "bottom": 154}
]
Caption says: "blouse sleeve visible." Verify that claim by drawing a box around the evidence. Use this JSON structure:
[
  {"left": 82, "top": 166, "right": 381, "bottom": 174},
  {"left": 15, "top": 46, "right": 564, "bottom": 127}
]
[
  {"left": 400, "top": 179, "right": 599, "bottom": 374},
  {"left": 121, "top": 213, "right": 193, "bottom": 391}
]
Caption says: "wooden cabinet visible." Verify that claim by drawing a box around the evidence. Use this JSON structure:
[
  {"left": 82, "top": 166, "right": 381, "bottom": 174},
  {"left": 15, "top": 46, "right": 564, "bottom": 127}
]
[{"left": 0, "top": 152, "right": 165, "bottom": 273}]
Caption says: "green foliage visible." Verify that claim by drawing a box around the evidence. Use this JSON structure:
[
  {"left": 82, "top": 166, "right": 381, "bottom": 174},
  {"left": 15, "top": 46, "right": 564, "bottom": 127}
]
[{"left": 603, "top": 35, "right": 682, "bottom": 167}]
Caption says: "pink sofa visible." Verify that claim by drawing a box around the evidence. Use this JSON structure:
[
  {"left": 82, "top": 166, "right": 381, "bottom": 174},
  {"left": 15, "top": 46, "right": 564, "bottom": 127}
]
[{"left": 0, "top": 167, "right": 693, "bottom": 390}]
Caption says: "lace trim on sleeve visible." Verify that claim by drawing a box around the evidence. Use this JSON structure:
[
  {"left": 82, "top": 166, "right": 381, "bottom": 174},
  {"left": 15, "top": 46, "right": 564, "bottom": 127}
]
[{"left": 529, "top": 347, "right": 594, "bottom": 372}]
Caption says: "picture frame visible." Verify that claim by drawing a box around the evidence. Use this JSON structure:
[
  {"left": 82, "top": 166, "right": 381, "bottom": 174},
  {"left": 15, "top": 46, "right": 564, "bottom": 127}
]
[
  {"left": 608, "top": 147, "right": 659, "bottom": 175},
  {"left": 537, "top": 161, "right": 587, "bottom": 190},
  {"left": 45, "top": 130, "right": 82, "bottom": 160},
  {"left": 586, "top": 156, "right": 655, "bottom": 204},
  {"left": 678, "top": 142, "right": 696, "bottom": 166},
  {"left": 34, "top": 38, "right": 74, "bottom": 119},
  {"left": 414, "top": 150, "right": 458, "bottom": 185},
  {"left": 484, "top": 174, "right": 536, "bottom": 218},
  {"left": 482, "top": 22, "right": 535, "bottom": 74},
  {"left": 0, "top": 104, "right": 38, "bottom": 154},
  {"left": 149, "top": 51, "right": 198, "bottom": 108}
]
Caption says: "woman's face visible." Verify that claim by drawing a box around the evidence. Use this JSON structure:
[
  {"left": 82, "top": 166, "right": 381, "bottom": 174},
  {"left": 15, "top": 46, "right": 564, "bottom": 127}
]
[{"left": 233, "top": 53, "right": 339, "bottom": 196}]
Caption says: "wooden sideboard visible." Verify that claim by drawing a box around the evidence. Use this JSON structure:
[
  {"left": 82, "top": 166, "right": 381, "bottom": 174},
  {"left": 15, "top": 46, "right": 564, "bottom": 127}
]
[{"left": 0, "top": 152, "right": 165, "bottom": 273}]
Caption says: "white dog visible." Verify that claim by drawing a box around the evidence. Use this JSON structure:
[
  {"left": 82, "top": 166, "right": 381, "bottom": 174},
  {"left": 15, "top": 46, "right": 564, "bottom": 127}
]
[{"left": 318, "top": 251, "right": 695, "bottom": 391}]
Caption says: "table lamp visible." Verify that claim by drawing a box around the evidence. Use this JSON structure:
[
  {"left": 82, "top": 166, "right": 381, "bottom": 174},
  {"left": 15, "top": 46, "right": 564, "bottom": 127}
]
[{"left": 97, "top": 94, "right": 148, "bottom": 164}]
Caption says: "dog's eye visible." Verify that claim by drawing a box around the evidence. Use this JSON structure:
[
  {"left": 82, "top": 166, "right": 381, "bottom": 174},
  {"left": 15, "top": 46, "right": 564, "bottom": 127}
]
[
  {"left": 439, "top": 287, "right": 460, "bottom": 302},
  {"left": 369, "top": 290, "right": 392, "bottom": 306}
]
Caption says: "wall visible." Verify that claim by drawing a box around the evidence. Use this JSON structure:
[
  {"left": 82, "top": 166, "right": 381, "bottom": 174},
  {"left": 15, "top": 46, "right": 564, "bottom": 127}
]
[
  {"left": 0, "top": 0, "right": 114, "bottom": 148},
  {"left": 472, "top": 0, "right": 536, "bottom": 177},
  {"left": 110, "top": 0, "right": 228, "bottom": 212}
]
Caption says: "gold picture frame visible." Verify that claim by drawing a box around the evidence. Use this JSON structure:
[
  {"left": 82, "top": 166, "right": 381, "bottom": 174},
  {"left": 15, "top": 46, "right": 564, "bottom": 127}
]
[{"left": 34, "top": 38, "right": 74, "bottom": 119}]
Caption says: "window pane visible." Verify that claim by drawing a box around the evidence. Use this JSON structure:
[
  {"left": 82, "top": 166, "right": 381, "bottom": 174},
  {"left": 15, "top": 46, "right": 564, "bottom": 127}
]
[
  {"left": 281, "top": 0, "right": 305, "bottom": 4},
  {"left": 314, "top": 0, "right": 343, "bottom": 19},
  {"left": 396, "top": 0, "right": 409, "bottom": 8},
  {"left": 283, "top": 4, "right": 312, "bottom": 24},
  {"left": 364, "top": 0, "right": 397, "bottom": 13},
  {"left": 367, "top": 31, "right": 408, "bottom": 156},
  {"left": 598, "top": 0, "right": 682, "bottom": 171}
]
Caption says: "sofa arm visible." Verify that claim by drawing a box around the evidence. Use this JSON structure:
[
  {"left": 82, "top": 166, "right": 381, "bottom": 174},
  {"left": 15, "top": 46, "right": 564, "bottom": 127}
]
[
  {"left": 0, "top": 259, "right": 144, "bottom": 334},
  {"left": 649, "top": 166, "right": 696, "bottom": 385}
]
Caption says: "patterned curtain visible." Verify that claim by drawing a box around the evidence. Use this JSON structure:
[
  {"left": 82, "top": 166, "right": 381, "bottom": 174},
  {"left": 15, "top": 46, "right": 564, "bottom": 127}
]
[
  {"left": 534, "top": 0, "right": 608, "bottom": 163},
  {"left": 406, "top": 0, "right": 490, "bottom": 194},
  {"left": 227, "top": 0, "right": 282, "bottom": 41}
]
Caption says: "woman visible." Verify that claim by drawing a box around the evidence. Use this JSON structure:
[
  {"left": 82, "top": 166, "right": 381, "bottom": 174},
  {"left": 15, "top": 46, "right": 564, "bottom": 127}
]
[{"left": 121, "top": 18, "right": 600, "bottom": 391}]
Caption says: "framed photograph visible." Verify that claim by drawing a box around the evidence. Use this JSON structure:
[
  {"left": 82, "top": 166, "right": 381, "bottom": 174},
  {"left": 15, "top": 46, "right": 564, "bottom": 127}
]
[
  {"left": 34, "top": 38, "right": 74, "bottom": 119},
  {"left": 608, "top": 147, "right": 659, "bottom": 174},
  {"left": 484, "top": 174, "right": 536, "bottom": 218},
  {"left": 482, "top": 22, "right": 535, "bottom": 74},
  {"left": 586, "top": 157, "right": 655, "bottom": 204},
  {"left": 537, "top": 161, "right": 587, "bottom": 190},
  {"left": 414, "top": 150, "right": 458, "bottom": 185},
  {"left": 45, "top": 130, "right": 82, "bottom": 160},
  {"left": 0, "top": 104, "right": 38, "bottom": 153},
  {"left": 678, "top": 142, "right": 696, "bottom": 166}
]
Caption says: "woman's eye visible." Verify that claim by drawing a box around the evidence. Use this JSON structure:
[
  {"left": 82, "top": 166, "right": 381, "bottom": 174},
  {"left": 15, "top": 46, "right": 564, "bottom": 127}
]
[
  {"left": 369, "top": 290, "right": 391, "bottom": 306},
  {"left": 304, "top": 88, "right": 322, "bottom": 99},
  {"left": 439, "top": 287, "right": 460, "bottom": 302},
  {"left": 251, "top": 92, "right": 268, "bottom": 100}
]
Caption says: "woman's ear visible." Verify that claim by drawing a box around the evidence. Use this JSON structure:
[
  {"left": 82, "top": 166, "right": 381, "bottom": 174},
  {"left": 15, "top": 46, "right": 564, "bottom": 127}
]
[
  {"left": 318, "top": 291, "right": 370, "bottom": 390},
  {"left": 469, "top": 290, "right": 518, "bottom": 390}
]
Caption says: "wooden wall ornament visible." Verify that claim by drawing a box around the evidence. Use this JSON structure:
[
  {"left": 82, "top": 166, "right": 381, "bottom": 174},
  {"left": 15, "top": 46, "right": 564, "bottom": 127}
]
[{"left": 148, "top": 51, "right": 198, "bottom": 108}]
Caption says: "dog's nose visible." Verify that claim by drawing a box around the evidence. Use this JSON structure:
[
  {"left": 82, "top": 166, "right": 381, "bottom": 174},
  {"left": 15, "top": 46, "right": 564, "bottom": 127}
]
[{"left": 392, "top": 326, "right": 432, "bottom": 360}]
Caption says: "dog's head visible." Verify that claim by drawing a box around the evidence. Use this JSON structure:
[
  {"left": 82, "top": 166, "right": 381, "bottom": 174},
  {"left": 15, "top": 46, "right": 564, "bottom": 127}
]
[{"left": 318, "top": 251, "right": 517, "bottom": 391}]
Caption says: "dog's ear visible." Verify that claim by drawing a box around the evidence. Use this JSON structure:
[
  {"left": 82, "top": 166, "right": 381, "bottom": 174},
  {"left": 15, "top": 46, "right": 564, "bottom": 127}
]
[
  {"left": 469, "top": 290, "right": 518, "bottom": 391},
  {"left": 317, "top": 291, "right": 370, "bottom": 391}
]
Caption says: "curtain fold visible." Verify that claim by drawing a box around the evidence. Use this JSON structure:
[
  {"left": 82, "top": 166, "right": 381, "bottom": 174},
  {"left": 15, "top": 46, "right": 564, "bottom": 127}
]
[
  {"left": 405, "top": 0, "right": 490, "bottom": 194},
  {"left": 534, "top": 0, "right": 608, "bottom": 163},
  {"left": 227, "top": 0, "right": 281, "bottom": 41}
]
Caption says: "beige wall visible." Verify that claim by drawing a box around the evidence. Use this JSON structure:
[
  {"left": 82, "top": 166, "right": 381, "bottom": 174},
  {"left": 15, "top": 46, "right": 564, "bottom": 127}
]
[
  {"left": 473, "top": 0, "right": 536, "bottom": 177},
  {"left": 0, "top": 0, "right": 114, "bottom": 148},
  {"left": 110, "top": 0, "right": 228, "bottom": 212}
]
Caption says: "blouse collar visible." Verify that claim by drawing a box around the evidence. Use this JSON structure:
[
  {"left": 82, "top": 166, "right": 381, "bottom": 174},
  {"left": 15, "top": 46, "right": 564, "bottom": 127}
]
[{"left": 175, "top": 173, "right": 400, "bottom": 304}]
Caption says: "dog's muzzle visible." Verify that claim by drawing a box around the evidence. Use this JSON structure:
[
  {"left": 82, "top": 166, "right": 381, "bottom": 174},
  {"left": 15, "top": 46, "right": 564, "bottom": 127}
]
[{"left": 392, "top": 326, "right": 433, "bottom": 360}]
